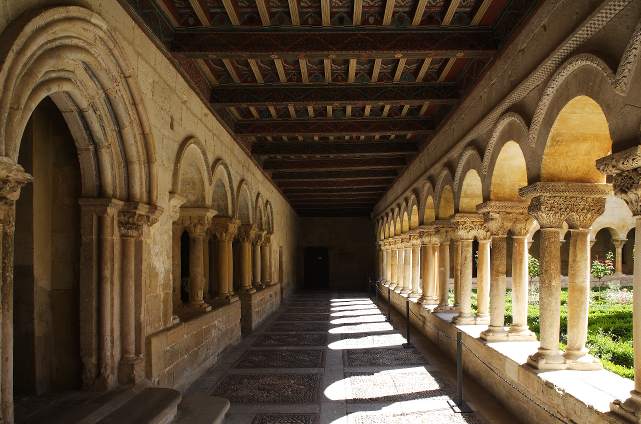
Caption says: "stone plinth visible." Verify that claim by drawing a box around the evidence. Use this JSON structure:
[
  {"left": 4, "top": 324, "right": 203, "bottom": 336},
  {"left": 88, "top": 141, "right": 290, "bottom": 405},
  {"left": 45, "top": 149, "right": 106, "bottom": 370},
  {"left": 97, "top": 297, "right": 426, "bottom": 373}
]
[{"left": 239, "top": 283, "right": 282, "bottom": 335}]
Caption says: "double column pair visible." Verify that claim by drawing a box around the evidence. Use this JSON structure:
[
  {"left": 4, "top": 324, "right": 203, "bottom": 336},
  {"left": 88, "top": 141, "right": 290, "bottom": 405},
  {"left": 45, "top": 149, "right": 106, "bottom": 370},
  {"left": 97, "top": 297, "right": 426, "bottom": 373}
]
[
  {"left": 475, "top": 202, "right": 535, "bottom": 340},
  {"left": 519, "top": 182, "right": 610, "bottom": 370},
  {"left": 252, "top": 231, "right": 273, "bottom": 288}
]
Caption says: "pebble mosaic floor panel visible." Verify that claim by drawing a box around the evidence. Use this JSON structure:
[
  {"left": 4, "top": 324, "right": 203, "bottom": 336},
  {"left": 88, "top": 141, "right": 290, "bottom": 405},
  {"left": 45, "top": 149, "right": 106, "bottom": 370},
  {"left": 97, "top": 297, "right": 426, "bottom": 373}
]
[{"left": 185, "top": 292, "right": 485, "bottom": 423}]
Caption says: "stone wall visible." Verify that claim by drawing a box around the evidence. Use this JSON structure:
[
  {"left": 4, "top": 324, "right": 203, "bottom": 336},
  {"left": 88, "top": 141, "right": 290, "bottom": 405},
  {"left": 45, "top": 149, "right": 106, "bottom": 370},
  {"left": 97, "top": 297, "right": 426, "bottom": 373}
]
[
  {"left": 298, "top": 217, "right": 375, "bottom": 291},
  {"left": 239, "top": 285, "right": 281, "bottom": 335},
  {"left": 0, "top": 0, "right": 299, "bottom": 397},
  {"left": 147, "top": 302, "right": 241, "bottom": 391}
]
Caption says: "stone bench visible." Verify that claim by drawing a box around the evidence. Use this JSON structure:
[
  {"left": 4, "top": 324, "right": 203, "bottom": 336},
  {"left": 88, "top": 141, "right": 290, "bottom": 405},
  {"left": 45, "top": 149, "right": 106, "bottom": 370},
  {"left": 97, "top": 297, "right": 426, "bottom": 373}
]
[{"left": 174, "top": 394, "right": 230, "bottom": 424}]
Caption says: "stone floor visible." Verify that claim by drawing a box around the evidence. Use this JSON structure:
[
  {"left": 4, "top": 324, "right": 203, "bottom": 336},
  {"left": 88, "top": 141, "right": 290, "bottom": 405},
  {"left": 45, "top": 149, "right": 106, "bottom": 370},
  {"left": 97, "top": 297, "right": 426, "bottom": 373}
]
[{"left": 186, "top": 292, "right": 518, "bottom": 424}]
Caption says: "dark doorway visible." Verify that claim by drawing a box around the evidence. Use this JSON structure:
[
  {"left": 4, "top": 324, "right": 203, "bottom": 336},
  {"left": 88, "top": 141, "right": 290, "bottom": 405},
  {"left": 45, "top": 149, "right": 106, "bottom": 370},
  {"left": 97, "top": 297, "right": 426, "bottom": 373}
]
[{"left": 304, "top": 247, "right": 329, "bottom": 289}]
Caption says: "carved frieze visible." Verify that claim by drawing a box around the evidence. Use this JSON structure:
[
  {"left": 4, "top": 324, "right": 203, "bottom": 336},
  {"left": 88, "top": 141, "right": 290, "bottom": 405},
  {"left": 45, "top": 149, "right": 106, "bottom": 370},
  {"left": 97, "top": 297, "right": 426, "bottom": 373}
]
[
  {"left": 237, "top": 224, "right": 257, "bottom": 243},
  {"left": 118, "top": 202, "right": 162, "bottom": 238}
]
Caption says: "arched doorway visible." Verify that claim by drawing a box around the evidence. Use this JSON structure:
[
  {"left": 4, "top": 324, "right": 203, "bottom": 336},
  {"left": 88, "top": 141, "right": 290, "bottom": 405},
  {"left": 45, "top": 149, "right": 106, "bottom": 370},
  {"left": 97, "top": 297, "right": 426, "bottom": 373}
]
[{"left": 13, "top": 98, "right": 81, "bottom": 396}]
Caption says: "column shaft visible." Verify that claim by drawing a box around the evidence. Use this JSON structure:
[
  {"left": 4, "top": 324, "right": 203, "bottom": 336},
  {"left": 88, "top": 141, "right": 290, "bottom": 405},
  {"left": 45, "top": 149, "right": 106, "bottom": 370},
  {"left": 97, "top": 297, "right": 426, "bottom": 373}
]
[
  {"left": 565, "top": 229, "right": 601, "bottom": 369},
  {"left": 510, "top": 236, "right": 533, "bottom": 336},
  {"left": 454, "top": 240, "right": 462, "bottom": 309},
  {"left": 411, "top": 245, "right": 421, "bottom": 297},
  {"left": 476, "top": 239, "right": 490, "bottom": 324},
  {"left": 217, "top": 238, "right": 230, "bottom": 297},
  {"left": 253, "top": 242, "right": 262, "bottom": 287},
  {"left": 481, "top": 236, "right": 507, "bottom": 340},
  {"left": 420, "top": 244, "right": 432, "bottom": 304},
  {"left": 527, "top": 228, "right": 565, "bottom": 369},
  {"left": 401, "top": 246, "right": 412, "bottom": 294},
  {"left": 240, "top": 240, "right": 253, "bottom": 291},
  {"left": 189, "top": 234, "right": 206, "bottom": 304},
  {"left": 121, "top": 236, "right": 135, "bottom": 359},
  {"left": 436, "top": 241, "right": 450, "bottom": 310},
  {"left": 454, "top": 239, "right": 475, "bottom": 324}
]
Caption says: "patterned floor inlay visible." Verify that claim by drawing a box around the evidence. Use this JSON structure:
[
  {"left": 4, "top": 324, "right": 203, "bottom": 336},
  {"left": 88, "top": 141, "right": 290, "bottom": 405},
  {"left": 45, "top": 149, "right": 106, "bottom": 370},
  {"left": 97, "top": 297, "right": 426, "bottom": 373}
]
[
  {"left": 277, "top": 313, "right": 329, "bottom": 322},
  {"left": 211, "top": 374, "right": 321, "bottom": 403},
  {"left": 282, "top": 308, "right": 331, "bottom": 314},
  {"left": 265, "top": 322, "right": 330, "bottom": 333},
  {"left": 252, "top": 333, "right": 328, "bottom": 347},
  {"left": 347, "top": 410, "right": 482, "bottom": 424},
  {"left": 251, "top": 413, "right": 320, "bottom": 424},
  {"left": 235, "top": 349, "right": 325, "bottom": 368},
  {"left": 344, "top": 369, "right": 449, "bottom": 403},
  {"left": 344, "top": 347, "right": 427, "bottom": 367}
]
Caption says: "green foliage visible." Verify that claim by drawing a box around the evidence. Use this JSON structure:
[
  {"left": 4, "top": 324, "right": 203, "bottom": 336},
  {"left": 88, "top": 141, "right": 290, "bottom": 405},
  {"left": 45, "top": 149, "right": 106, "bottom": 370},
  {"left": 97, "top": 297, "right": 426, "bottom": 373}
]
[
  {"left": 591, "top": 251, "right": 615, "bottom": 279},
  {"left": 509, "top": 285, "right": 634, "bottom": 379},
  {"left": 528, "top": 254, "right": 540, "bottom": 279}
]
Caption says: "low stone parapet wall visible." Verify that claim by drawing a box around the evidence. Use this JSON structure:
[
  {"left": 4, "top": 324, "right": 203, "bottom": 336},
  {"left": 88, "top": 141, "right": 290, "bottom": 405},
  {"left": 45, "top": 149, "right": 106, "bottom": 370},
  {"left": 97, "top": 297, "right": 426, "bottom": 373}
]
[
  {"left": 147, "top": 302, "right": 241, "bottom": 390},
  {"left": 239, "top": 284, "right": 282, "bottom": 334},
  {"left": 379, "top": 285, "right": 631, "bottom": 424}
]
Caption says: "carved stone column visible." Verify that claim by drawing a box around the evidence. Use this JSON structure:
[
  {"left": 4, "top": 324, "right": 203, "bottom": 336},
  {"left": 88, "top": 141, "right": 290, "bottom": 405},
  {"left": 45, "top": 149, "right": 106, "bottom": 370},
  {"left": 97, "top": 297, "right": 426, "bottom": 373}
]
[
  {"left": 434, "top": 224, "right": 452, "bottom": 312},
  {"left": 117, "top": 203, "right": 160, "bottom": 384},
  {"left": 78, "top": 197, "right": 124, "bottom": 391},
  {"left": 237, "top": 224, "right": 257, "bottom": 293},
  {"left": 262, "top": 234, "right": 272, "bottom": 285},
  {"left": 179, "top": 208, "right": 216, "bottom": 309},
  {"left": 211, "top": 216, "right": 240, "bottom": 303},
  {"left": 478, "top": 201, "right": 536, "bottom": 341},
  {"left": 390, "top": 238, "right": 399, "bottom": 290},
  {"left": 0, "top": 159, "right": 31, "bottom": 423},
  {"left": 169, "top": 194, "right": 187, "bottom": 321},
  {"left": 476, "top": 238, "right": 491, "bottom": 324},
  {"left": 401, "top": 235, "right": 412, "bottom": 295},
  {"left": 520, "top": 182, "right": 609, "bottom": 370},
  {"left": 451, "top": 214, "right": 488, "bottom": 325},
  {"left": 453, "top": 238, "right": 462, "bottom": 311},
  {"left": 253, "top": 231, "right": 264, "bottom": 288},
  {"left": 613, "top": 238, "right": 626, "bottom": 276},
  {"left": 410, "top": 232, "right": 422, "bottom": 300},
  {"left": 598, "top": 146, "right": 641, "bottom": 420},
  {"left": 418, "top": 226, "right": 437, "bottom": 306}
]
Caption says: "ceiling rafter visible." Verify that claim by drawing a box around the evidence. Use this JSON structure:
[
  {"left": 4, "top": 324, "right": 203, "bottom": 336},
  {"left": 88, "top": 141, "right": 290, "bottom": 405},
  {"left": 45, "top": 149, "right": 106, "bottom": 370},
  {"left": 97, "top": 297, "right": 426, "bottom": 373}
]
[
  {"left": 443, "top": 0, "right": 461, "bottom": 26},
  {"left": 412, "top": 0, "right": 428, "bottom": 26},
  {"left": 252, "top": 141, "right": 418, "bottom": 156},
  {"left": 256, "top": 0, "right": 271, "bottom": 25},
  {"left": 221, "top": 0, "right": 241, "bottom": 25},
  {"left": 172, "top": 28, "right": 498, "bottom": 60},
  {"left": 353, "top": 0, "right": 363, "bottom": 25},
  {"left": 189, "top": 0, "right": 212, "bottom": 25},
  {"left": 288, "top": 0, "right": 300, "bottom": 25}
]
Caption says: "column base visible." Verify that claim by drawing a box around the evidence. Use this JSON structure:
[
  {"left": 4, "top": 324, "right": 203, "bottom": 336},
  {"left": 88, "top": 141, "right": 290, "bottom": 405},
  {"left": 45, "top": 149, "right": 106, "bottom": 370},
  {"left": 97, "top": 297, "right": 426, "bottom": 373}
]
[
  {"left": 527, "top": 350, "right": 567, "bottom": 370},
  {"left": 408, "top": 291, "right": 421, "bottom": 301},
  {"left": 611, "top": 391, "right": 641, "bottom": 423},
  {"left": 474, "top": 314, "right": 489, "bottom": 325},
  {"left": 400, "top": 288, "right": 412, "bottom": 295},
  {"left": 564, "top": 351, "right": 603, "bottom": 370},
  {"left": 394, "top": 286, "right": 403, "bottom": 294},
  {"left": 388, "top": 283, "right": 398, "bottom": 290},
  {"left": 118, "top": 356, "right": 145, "bottom": 385},
  {"left": 480, "top": 326, "right": 508, "bottom": 341},
  {"left": 417, "top": 296, "right": 437, "bottom": 306},
  {"left": 507, "top": 326, "right": 538, "bottom": 341},
  {"left": 241, "top": 287, "right": 257, "bottom": 294},
  {"left": 433, "top": 304, "right": 453, "bottom": 312},
  {"left": 190, "top": 302, "right": 212, "bottom": 312},
  {"left": 214, "top": 294, "right": 239, "bottom": 306},
  {"left": 453, "top": 314, "right": 476, "bottom": 325},
  {"left": 382, "top": 281, "right": 390, "bottom": 287}
]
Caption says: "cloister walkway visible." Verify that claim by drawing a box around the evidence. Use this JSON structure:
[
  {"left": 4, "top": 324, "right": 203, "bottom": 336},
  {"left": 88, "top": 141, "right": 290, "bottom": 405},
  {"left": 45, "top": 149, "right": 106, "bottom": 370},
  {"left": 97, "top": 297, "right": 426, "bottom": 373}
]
[{"left": 186, "top": 292, "right": 517, "bottom": 424}]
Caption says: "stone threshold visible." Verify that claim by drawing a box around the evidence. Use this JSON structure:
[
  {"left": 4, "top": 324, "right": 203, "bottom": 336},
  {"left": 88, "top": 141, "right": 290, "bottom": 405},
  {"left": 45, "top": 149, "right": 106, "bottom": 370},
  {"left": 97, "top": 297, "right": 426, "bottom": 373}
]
[{"left": 383, "top": 287, "right": 631, "bottom": 423}]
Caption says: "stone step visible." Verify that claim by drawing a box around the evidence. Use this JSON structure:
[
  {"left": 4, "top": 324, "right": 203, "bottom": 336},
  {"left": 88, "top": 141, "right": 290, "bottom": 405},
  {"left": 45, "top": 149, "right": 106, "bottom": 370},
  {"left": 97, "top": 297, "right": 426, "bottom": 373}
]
[
  {"left": 97, "top": 388, "right": 181, "bottom": 424},
  {"left": 174, "top": 394, "right": 230, "bottom": 424}
]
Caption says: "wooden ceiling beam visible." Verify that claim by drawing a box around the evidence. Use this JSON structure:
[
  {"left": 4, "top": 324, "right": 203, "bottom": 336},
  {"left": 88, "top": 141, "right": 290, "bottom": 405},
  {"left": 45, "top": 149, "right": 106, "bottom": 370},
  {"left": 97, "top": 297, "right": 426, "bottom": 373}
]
[
  {"left": 283, "top": 187, "right": 386, "bottom": 194},
  {"left": 288, "top": 0, "right": 300, "bottom": 25},
  {"left": 189, "top": 0, "right": 212, "bottom": 25},
  {"left": 353, "top": 0, "right": 363, "bottom": 25},
  {"left": 252, "top": 141, "right": 417, "bottom": 156},
  {"left": 296, "top": 209, "right": 372, "bottom": 217},
  {"left": 383, "top": 0, "right": 396, "bottom": 25},
  {"left": 277, "top": 178, "right": 392, "bottom": 189},
  {"left": 210, "top": 82, "right": 458, "bottom": 106},
  {"left": 221, "top": 0, "right": 241, "bottom": 25},
  {"left": 412, "top": 0, "right": 428, "bottom": 26},
  {"left": 256, "top": 0, "right": 271, "bottom": 25},
  {"left": 272, "top": 169, "right": 397, "bottom": 181},
  {"left": 172, "top": 28, "right": 497, "bottom": 59},
  {"left": 237, "top": 118, "right": 434, "bottom": 136},
  {"left": 262, "top": 157, "right": 407, "bottom": 171}
]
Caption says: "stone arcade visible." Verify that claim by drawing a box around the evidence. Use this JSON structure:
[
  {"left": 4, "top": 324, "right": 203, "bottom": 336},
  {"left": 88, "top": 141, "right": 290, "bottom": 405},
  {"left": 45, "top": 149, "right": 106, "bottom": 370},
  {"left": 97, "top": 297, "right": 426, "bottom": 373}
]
[{"left": 2, "top": 0, "right": 641, "bottom": 423}]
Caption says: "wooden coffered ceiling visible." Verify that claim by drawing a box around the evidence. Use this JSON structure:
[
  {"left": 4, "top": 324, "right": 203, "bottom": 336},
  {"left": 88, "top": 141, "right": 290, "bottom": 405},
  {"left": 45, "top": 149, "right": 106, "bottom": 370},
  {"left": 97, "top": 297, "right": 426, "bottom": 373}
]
[{"left": 126, "top": 0, "right": 537, "bottom": 217}]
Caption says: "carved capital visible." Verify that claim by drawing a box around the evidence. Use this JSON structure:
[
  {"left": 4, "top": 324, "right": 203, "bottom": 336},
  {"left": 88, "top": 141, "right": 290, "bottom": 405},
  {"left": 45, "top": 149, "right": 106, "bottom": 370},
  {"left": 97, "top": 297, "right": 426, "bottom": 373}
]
[
  {"left": 237, "top": 224, "right": 257, "bottom": 243},
  {"left": 477, "top": 201, "right": 531, "bottom": 236},
  {"left": 118, "top": 202, "right": 162, "bottom": 238},
  {"left": 179, "top": 207, "right": 216, "bottom": 237},
  {"left": 451, "top": 213, "right": 489, "bottom": 240},
  {"left": 418, "top": 224, "right": 438, "bottom": 245},
  {"left": 210, "top": 216, "right": 240, "bottom": 241},
  {"left": 597, "top": 147, "right": 641, "bottom": 216},
  {"left": 0, "top": 157, "right": 32, "bottom": 207},
  {"left": 408, "top": 229, "right": 421, "bottom": 246},
  {"left": 168, "top": 193, "right": 187, "bottom": 222},
  {"left": 519, "top": 182, "right": 610, "bottom": 229},
  {"left": 254, "top": 230, "right": 266, "bottom": 246}
]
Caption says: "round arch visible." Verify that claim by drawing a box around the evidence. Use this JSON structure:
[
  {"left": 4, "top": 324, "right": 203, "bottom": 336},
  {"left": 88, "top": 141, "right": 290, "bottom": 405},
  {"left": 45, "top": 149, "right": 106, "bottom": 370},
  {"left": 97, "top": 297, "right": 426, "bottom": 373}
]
[
  {"left": 172, "top": 137, "right": 212, "bottom": 207},
  {"left": 236, "top": 180, "right": 253, "bottom": 224},
  {"left": 0, "top": 6, "right": 157, "bottom": 203},
  {"left": 489, "top": 141, "right": 528, "bottom": 201},
  {"left": 211, "top": 159, "right": 234, "bottom": 216}
]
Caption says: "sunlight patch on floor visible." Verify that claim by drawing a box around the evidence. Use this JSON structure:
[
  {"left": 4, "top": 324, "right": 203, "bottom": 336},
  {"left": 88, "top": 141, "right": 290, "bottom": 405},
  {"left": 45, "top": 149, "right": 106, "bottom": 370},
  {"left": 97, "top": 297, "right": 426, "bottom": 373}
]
[
  {"left": 327, "top": 333, "right": 406, "bottom": 350},
  {"left": 330, "top": 314, "right": 387, "bottom": 325},
  {"left": 329, "top": 322, "right": 394, "bottom": 334}
]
